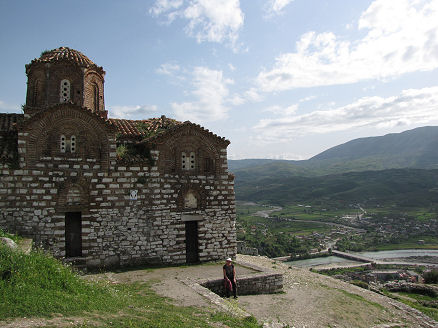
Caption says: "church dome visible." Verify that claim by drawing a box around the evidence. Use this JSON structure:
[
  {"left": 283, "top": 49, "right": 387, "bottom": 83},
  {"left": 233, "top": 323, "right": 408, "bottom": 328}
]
[{"left": 27, "top": 47, "right": 100, "bottom": 70}]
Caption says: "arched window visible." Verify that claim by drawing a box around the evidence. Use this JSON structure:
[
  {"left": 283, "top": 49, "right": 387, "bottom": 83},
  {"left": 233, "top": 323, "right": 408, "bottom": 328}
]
[
  {"left": 70, "top": 135, "right": 76, "bottom": 153},
  {"left": 32, "top": 80, "right": 40, "bottom": 106},
  {"left": 204, "top": 157, "right": 214, "bottom": 174},
  {"left": 182, "top": 151, "right": 196, "bottom": 170},
  {"left": 60, "top": 79, "right": 71, "bottom": 103},
  {"left": 93, "top": 83, "right": 99, "bottom": 111},
  {"left": 60, "top": 135, "right": 66, "bottom": 153},
  {"left": 60, "top": 135, "right": 76, "bottom": 153}
]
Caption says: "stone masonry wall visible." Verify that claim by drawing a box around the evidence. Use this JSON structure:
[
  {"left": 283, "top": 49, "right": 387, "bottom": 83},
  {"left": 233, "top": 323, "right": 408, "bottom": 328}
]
[
  {"left": 0, "top": 146, "right": 237, "bottom": 268},
  {"left": 200, "top": 272, "right": 284, "bottom": 296}
]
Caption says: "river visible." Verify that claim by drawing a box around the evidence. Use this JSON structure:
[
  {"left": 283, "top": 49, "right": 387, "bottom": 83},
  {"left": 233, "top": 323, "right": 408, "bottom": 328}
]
[{"left": 287, "top": 249, "right": 438, "bottom": 269}]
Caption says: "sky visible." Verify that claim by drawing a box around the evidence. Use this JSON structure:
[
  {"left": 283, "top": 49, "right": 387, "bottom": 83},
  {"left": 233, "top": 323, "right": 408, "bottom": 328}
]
[{"left": 0, "top": 0, "right": 437, "bottom": 160}]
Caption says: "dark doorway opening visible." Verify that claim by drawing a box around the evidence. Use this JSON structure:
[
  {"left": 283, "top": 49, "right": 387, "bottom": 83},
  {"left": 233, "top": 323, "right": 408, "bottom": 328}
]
[
  {"left": 185, "top": 221, "right": 199, "bottom": 263},
  {"left": 65, "top": 212, "right": 82, "bottom": 257}
]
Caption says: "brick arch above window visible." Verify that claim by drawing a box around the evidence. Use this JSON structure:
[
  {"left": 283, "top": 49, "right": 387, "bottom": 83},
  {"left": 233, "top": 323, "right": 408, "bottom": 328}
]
[
  {"left": 158, "top": 133, "right": 222, "bottom": 176},
  {"left": 22, "top": 104, "right": 115, "bottom": 169}
]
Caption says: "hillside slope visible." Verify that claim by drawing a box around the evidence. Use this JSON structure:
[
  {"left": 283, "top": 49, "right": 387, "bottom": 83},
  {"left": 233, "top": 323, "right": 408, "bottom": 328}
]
[
  {"left": 234, "top": 168, "right": 438, "bottom": 206},
  {"left": 310, "top": 126, "right": 438, "bottom": 169},
  {"left": 230, "top": 126, "right": 438, "bottom": 176}
]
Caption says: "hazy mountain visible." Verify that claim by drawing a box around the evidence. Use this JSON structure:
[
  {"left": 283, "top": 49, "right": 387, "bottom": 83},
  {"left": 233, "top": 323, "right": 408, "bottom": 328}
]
[
  {"left": 309, "top": 126, "right": 438, "bottom": 168},
  {"left": 231, "top": 126, "right": 438, "bottom": 205},
  {"left": 230, "top": 126, "right": 438, "bottom": 176}
]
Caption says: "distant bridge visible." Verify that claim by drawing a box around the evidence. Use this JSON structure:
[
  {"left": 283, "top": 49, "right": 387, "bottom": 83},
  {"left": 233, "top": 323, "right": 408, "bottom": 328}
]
[{"left": 331, "top": 250, "right": 375, "bottom": 263}]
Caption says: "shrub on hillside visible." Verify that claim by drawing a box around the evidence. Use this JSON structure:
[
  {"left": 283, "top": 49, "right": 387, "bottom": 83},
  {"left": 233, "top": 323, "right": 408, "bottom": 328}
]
[
  {"left": 423, "top": 269, "right": 438, "bottom": 284},
  {"left": 350, "top": 280, "right": 369, "bottom": 289}
]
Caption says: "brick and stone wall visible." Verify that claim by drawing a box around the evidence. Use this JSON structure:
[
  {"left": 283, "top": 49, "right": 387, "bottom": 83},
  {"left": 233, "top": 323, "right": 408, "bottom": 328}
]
[
  {"left": 0, "top": 115, "right": 237, "bottom": 268},
  {"left": 0, "top": 154, "right": 236, "bottom": 267},
  {"left": 200, "top": 272, "right": 283, "bottom": 296}
]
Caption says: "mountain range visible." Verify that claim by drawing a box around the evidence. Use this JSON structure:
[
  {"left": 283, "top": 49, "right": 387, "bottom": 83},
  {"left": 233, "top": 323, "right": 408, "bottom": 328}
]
[{"left": 230, "top": 126, "right": 438, "bottom": 206}]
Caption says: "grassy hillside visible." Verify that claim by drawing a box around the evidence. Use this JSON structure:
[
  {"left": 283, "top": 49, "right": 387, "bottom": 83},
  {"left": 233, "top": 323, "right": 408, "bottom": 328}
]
[
  {"left": 235, "top": 168, "right": 438, "bottom": 206},
  {"left": 0, "top": 234, "right": 259, "bottom": 327}
]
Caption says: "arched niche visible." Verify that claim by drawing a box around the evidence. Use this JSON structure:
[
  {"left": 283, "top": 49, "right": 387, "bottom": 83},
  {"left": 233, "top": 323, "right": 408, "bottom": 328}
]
[
  {"left": 177, "top": 186, "right": 206, "bottom": 211},
  {"left": 56, "top": 180, "right": 90, "bottom": 213}
]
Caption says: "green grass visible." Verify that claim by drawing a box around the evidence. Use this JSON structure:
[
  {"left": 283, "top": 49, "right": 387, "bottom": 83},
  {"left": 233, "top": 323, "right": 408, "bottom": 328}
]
[
  {"left": 0, "top": 245, "right": 128, "bottom": 318},
  {"left": 238, "top": 215, "right": 331, "bottom": 236},
  {"left": 0, "top": 245, "right": 261, "bottom": 327},
  {"left": 371, "top": 236, "right": 438, "bottom": 251},
  {"left": 383, "top": 290, "right": 438, "bottom": 321},
  {"left": 398, "top": 292, "right": 437, "bottom": 302},
  {"left": 0, "top": 228, "right": 21, "bottom": 243}
]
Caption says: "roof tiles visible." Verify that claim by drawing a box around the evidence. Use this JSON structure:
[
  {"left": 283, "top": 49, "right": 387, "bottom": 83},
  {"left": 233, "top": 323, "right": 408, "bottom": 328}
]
[
  {"left": 28, "top": 47, "right": 97, "bottom": 68},
  {"left": 108, "top": 116, "right": 182, "bottom": 138}
]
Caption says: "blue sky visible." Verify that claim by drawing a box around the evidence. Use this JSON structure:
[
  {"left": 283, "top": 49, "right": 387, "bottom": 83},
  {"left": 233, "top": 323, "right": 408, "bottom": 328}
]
[{"left": 1, "top": 0, "right": 437, "bottom": 160}]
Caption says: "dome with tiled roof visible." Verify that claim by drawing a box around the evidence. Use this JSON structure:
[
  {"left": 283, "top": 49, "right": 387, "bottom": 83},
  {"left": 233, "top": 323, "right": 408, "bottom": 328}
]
[{"left": 26, "top": 47, "right": 101, "bottom": 70}]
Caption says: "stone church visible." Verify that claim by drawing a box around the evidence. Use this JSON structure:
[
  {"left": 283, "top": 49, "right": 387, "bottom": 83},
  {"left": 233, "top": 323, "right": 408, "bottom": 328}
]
[{"left": 0, "top": 47, "right": 236, "bottom": 268}]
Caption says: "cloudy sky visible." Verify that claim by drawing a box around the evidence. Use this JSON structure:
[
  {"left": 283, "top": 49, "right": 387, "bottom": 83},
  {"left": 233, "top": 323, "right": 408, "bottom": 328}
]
[{"left": 1, "top": 0, "right": 437, "bottom": 160}]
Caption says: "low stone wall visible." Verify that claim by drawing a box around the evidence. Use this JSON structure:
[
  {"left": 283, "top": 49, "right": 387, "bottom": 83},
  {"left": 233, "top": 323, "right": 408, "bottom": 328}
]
[
  {"left": 200, "top": 272, "right": 283, "bottom": 296},
  {"left": 384, "top": 281, "right": 438, "bottom": 297}
]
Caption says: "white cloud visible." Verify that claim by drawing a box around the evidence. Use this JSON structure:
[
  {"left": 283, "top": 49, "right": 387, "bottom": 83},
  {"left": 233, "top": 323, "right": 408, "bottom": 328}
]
[
  {"left": 150, "top": 0, "right": 244, "bottom": 49},
  {"left": 263, "top": 104, "right": 298, "bottom": 116},
  {"left": 0, "top": 100, "right": 20, "bottom": 113},
  {"left": 299, "top": 95, "right": 316, "bottom": 103},
  {"left": 265, "top": 0, "right": 294, "bottom": 16},
  {"left": 149, "top": 0, "right": 183, "bottom": 18},
  {"left": 110, "top": 105, "right": 158, "bottom": 119},
  {"left": 254, "top": 86, "right": 438, "bottom": 142},
  {"left": 243, "top": 87, "right": 263, "bottom": 102},
  {"left": 257, "top": 0, "right": 438, "bottom": 91},
  {"left": 172, "top": 66, "right": 233, "bottom": 122},
  {"left": 156, "top": 62, "right": 181, "bottom": 76}
]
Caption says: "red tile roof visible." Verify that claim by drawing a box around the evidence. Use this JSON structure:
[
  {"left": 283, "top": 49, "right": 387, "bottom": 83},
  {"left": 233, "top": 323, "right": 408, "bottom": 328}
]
[
  {"left": 108, "top": 116, "right": 182, "bottom": 139},
  {"left": 27, "top": 47, "right": 100, "bottom": 70}
]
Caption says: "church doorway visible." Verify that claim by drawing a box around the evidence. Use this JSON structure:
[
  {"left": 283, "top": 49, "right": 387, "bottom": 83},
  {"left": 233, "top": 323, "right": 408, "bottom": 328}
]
[
  {"left": 185, "top": 221, "right": 199, "bottom": 263},
  {"left": 65, "top": 212, "right": 82, "bottom": 257}
]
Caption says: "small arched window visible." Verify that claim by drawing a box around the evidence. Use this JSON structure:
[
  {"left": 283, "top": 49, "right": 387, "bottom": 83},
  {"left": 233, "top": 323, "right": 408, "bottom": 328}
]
[
  {"left": 93, "top": 83, "right": 99, "bottom": 111},
  {"left": 70, "top": 135, "right": 76, "bottom": 153},
  {"left": 60, "top": 79, "right": 71, "bottom": 103},
  {"left": 32, "top": 79, "right": 40, "bottom": 106},
  {"left": 60, "top": 135, "right": 76, "bottom": 153},
  {"left": 60, "top": 135, "right": 66, "bottom": 153},
  {"left": 182, "top": 151, "right": 196, "bottom": 170}
]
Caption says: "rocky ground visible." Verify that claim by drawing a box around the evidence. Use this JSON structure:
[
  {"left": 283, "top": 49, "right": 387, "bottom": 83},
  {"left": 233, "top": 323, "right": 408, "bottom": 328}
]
[{"left": 237, "top": 255, "right": 437, "bottom": 328}]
